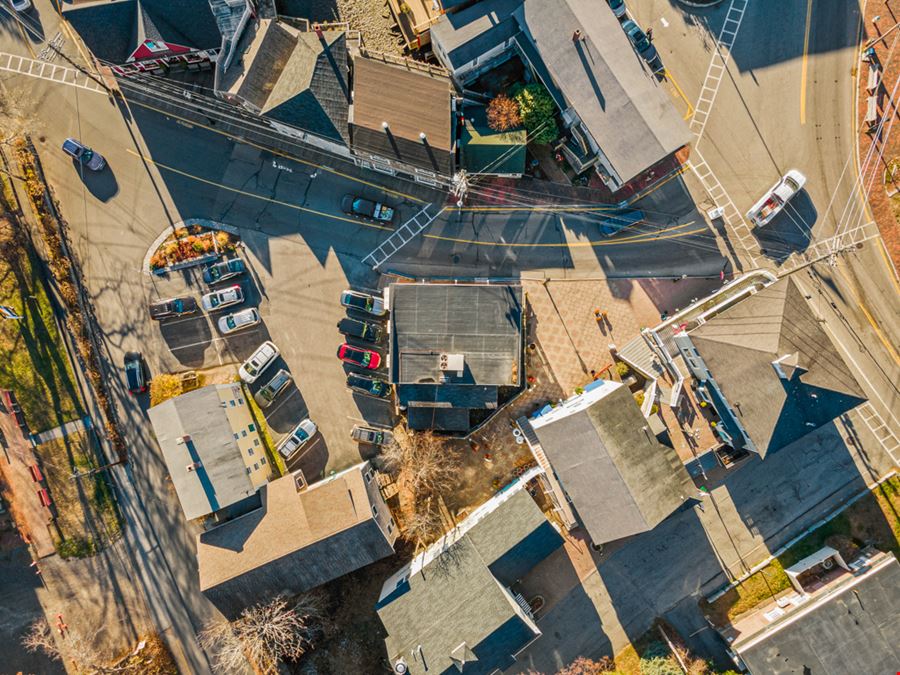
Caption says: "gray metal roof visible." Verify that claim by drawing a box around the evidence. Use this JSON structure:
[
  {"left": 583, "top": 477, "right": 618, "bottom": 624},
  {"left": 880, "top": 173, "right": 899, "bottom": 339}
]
[
  {"left": 531, "top": 384, "right": 692, "bottom": 544},
  {"left": 389, "top": 284, "right": 523, "bottom": 386},
  {"left": 688, "top": 278, "right": 866, "bottom": 458},
  {"left": 514, "top": 0, "right": 690, "bottom": 184},
  {"left": 64, "top": 0, "right": 224, "bottom": 65},
  {"left": 430, "top": 0, "right": 522, "bottom": 70},
  {"left": 378, "top": 487, "right": 561, "bottom": 675},
  {"left": 148, "top": 384, "right": 257, "bottom": 520},
  {"left": 738, "top": 554, "right": 900, "bottom": 675}
]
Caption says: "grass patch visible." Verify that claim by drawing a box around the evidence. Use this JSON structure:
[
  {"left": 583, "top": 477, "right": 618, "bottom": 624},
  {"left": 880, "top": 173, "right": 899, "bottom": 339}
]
[
  {"left": 243, "top": 383, "right": 285, "bottom": 477},
  {"left": 34, "top": 429, "right": 121, "bottom": 558},
  {"left": 703, "top": 476, "right": 900, "bottom": 625},
  {"left": 0, "top": 233, "right": 83, "bottom": 433}
]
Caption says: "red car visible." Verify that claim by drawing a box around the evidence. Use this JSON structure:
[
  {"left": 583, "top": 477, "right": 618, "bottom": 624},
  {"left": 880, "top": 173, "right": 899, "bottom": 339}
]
[{"left": 337, "top": 343, "right": 381, "bottom": 369}]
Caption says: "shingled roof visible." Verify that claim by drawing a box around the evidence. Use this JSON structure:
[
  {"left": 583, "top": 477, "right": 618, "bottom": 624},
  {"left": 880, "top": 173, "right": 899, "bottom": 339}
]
[
  {"left": 527, "top": 379, "right": 692, "bottom": 545},
  {"left": 198, "top": 463, "right": 396, "bottom": 619},
  {"left": 685, "top": 277, "right": 866, "bottom": 458},
  {"left": 224, "top": 20, "right": 350, "bottom": 143},
  {"left": 377, "top": 479, "right": 562, "bottom": 675},
  {"left": 64, "top": 0, "right": 223, "bottom": 65}
]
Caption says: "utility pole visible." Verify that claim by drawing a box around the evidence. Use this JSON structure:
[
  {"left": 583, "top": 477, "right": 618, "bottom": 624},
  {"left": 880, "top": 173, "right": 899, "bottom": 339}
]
[{"left": 450, "top": 170, "right": 468, "bottom": 208}]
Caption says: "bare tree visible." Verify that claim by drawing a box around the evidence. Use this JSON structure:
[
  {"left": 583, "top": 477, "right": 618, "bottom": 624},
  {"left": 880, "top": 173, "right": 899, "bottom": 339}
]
[
  {"left": 556, "top": 656, "right": 616, "bottom": 674},
  {"left": 21, "top": 619, "right": 104, "bottom": 673},
  {"left": 383, "top": 431, "right": 459, "bottom": 497},
  {"left": 402, "top": 496, "right": 444, "bottom": 547},
  {"left": 198, "top": 594, "right": 326, "bottom": 675}
]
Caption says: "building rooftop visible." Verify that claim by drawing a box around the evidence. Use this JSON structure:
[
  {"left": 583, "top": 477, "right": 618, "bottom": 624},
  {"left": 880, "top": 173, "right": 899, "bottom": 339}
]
[
  {"left": 527, "top": 379, "right": 692, "bottom": 544},
  {"left": 64, "top": 0, "right": 223, "bottom": 65},
  {"left": 147, "top": 384, "right": 266, "bottom": 520},
  {"left": 430, "top": 0, "right": 522, "bottom": 70},
  {"left": 198, "top": 463, "right": 395, "bottom": 618},
  {"left": 350, "top": 55, "right": 454, "bottom": 174},
  {"left": 513, "top": 0, "right": 690, "bottom": 184},
  {"left": 727, "top": 550, "right": 900, "bottom": 675},
  {"left": 683, "top": 277, "right": 866, "bottom": 458},
  {"left": 377, "top": 474, "right": 562, "bottom": 675},
  {"left": 461, "top": 106, "right": 527, "bottom": 175},
  {"left": 223, "top": 20, "right": 350, "bottom": 142}
]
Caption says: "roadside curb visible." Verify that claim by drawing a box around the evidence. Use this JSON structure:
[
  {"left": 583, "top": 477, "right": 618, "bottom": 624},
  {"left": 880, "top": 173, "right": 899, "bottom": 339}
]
[
  {"left": 676, "top": 0, "right": 726, "bottom": 7},
  {"left": 141, "top": 218, "right": 240, "bottom": 276}
]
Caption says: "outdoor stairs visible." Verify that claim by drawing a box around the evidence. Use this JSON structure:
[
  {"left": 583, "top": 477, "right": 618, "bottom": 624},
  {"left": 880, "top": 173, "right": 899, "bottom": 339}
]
[
  {"left": 617, "top": 334, "right": 665, "bottom": 380},
  {"left": 362, "top": 203, "right": 438, "bottom": 269}
]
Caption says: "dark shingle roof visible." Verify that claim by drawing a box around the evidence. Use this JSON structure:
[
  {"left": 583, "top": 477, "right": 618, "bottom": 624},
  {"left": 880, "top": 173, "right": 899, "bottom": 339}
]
[
  {"left": 688, "top": 278, "right": 866, "bottom": 458},
  {"left": 198, "top": 464, "right": 395, "bottom": 619},
  {"left": 377, "top": 486, "right": 562, "bottom": 675},
  {"left": 64, "top": 0, "right": 223, "bottom": 65},
  {"left": 530, "top": 382, "right": 692, "bottom": 544},
  {"left": 737, "top": 554, "right": 900, "bottom": 675},
  {"left": 513, "top": 0, "right": 690, "bottom": 183},
  {"left": 226, "top": 21, "right": 350, "bottom": 143},
  {"left": 350, "top": 55, "right": 454, "bottom": 174}
]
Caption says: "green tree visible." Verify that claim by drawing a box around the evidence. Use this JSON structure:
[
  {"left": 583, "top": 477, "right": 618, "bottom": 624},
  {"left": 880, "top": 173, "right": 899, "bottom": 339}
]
[{"left": 512, "top": 83, "right": 559, "bottom": 144}]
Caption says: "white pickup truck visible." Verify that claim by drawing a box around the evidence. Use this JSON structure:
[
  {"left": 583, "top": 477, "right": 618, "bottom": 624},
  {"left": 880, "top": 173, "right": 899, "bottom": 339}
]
[{"left": 747, "top": 170, "right": 806, "bottom": 227}]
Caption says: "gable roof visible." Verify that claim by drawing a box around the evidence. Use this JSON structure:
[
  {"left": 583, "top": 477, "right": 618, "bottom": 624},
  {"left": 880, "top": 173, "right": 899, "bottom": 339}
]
[
  {"left": 736, "top": 553, "right": 900, "bottom": 675},
  {"left": 224, "top": 20, "right": 350, "bottom": 143},
  {"left": 147, "top": 384, "right": 259, "bottom": 520},
  {"left": 198, "top": 464, "right": 395, "bottom": 618},
  {"left": 377, "top": 481, "right": 562, "bottom": 675},
  {"left": 350, "top": 55, "right": 454, "bottom": 174},
  {"left": 687, "top": 278, "right": 865, "bottom": 457},
  {"left": 64, "top": 0, "right": 223, "bottom": 65},
  {"left": 513, "top": 0, "right": 689, "bottom": 184},
  {"left": 529, "top": 380, "right": 692, "bottom": 544}
]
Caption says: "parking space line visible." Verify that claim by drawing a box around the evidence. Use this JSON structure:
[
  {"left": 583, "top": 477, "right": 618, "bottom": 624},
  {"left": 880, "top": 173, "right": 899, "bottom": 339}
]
[
  {"left": 166, "top": 335, "right": 225, "bottom": 352},
  {"left": 125, "top": 148, "right": 395, "bottom": 232},
  {"left": 263, "top": 387, "right": 301, "bottom": 418}
]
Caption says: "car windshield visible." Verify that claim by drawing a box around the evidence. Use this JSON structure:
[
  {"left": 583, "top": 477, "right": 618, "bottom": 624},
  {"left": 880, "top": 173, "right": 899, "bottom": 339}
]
[
  {"left": 210, "top": 294, "right": 220, "bottom": 307},
  {"left": 81, "top": 148, "right": 93, "bottom": 162},
  {"left": 353, "top": 199, "right": 365, "bottom": 211},
  {"left": 296, "top": 428, "right": 309, "bottom": 441},
  {"left": 784, "top": 177, "right": 800, "bottom": 191},
  {"left": 209, "top": 266, "right": 221, "bottom": 280},
  {"left": 172, "top": 299, "right": 183, "bottom": 312},
  {"left": 361, "top": 351, "right": 371, "bottom": 366},
  {"left": 226, "top": 316, "right": 237, "bottom": 329}
]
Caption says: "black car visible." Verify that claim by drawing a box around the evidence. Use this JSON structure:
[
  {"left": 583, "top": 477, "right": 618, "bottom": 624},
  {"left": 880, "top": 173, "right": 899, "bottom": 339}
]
[
  {"left": 149, "top": 296, "right": 197, "bottom": 321},
  {"left": 346, "top": 373, "right": 391, "bottom": 399},
  {"left": 341, "top": 195, "right": 396, "bottom": 223},
  {"left": 203, "top": 257, "right": 245, "bottom": 284},
  {"left": 337, "top": 317, "right": 383, "bottom": 343},
  {"left": 124, "top": 352, "right": 147, "bottom": 395}
]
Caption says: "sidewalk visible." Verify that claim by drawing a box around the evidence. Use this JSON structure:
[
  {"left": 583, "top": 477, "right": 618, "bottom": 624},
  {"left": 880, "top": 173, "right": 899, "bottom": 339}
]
[{"left": 858, "top": 5, "right": 900, "bottom": 273}]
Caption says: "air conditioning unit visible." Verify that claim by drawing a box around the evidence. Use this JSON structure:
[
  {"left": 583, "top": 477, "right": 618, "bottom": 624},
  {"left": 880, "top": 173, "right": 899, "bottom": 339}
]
[{"left": 438, "top": 353, "right": 464, "bottom": 373}]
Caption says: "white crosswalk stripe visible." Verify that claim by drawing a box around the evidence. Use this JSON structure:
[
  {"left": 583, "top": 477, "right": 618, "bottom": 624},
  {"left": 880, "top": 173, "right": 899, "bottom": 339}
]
[
  {"left": 362, "top": 204, "right": 439, "bottom": 269},
  {"left": 0, "top": 50, "right": 106, "bottom": 93},
  {"left": 855, "top": 402, "right": 900, "bottom": 467}
]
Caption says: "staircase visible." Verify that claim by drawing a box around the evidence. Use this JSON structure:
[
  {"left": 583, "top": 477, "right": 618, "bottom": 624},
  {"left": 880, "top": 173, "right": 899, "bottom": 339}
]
[{"left": 616, "top": 334, "right": 665, "bottom": 380}]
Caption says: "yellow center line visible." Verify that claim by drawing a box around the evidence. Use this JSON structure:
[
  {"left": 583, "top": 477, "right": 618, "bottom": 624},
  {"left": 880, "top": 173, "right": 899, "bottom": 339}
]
[
  {"left": 124, "top": 148, "right": 393, "bottom": 231},
  {"left": 423, "top": 223, "right": 706, "bottom": 248},
  {"left": 121, "top": 98, "right": 429, "bottom": 205},
  {"left": 800, "top": 0, "right": 813, "bottom": 124},
  {"left": 837, "top": 268, "right": 900, "bottom": 366}
]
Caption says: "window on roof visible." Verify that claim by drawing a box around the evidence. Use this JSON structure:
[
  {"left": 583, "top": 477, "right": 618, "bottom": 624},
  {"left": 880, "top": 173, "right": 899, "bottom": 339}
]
[
  {"left": 233, "top": 433, "right": 239, "bottom": 440},
  {"left": 246, "top": 467, "right": 251, "bottom": 474},
  {"left": 260, "top": 456, "right": 266, "bottom": 465},
  {"left": 253, "top": 462, "right": 259, "bottom": 471},
  {"left": 229, "top": 400, "right": 235, "bottom": 407},
  {"left": 254, "top": 438, "right": 260, "bottom": 447},
  {"left": 248, "top": 423, "right": 255, "bottom": 432},
  {"left": 248, "top": 448, "right": 254, "bottom": 456},
  {"left": 372, "top": 505, "right": 378, "bottom": 518},
  {"left": 144, "top": 40, "right": 169, "bottom": 53},
  {"left": 241, "top": 430, "right": 247, "bottom": 438}
]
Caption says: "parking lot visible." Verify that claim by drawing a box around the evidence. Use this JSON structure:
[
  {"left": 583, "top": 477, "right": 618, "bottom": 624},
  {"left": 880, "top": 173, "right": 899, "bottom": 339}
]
[{"left": 139, "top": 230, "right": 396, "bottom": 482}]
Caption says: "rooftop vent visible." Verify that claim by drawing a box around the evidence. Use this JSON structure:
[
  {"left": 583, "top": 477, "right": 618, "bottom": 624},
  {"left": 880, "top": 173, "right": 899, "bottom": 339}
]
[
  {"left": 393, "top": 658, "right": 408, "bottom": 674},
  {"left": 185, "top": 461, "right": 201, "bottom": 472},
  {"left": 176, "top": 435, "right": 191, "bottom": 445},
  {"left": 439, "top": 353, "right": 464, "bottom": 375}
]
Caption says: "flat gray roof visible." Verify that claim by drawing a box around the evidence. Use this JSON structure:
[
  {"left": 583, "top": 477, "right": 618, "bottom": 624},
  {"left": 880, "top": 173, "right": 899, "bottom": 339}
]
[
  {"left": 148, "top": 384, "right": 257, "bottom": 520},
  {"left": 430, "top": 0, "right": 522, "bottom": 70},
  {"left": 389, "top": 284, "right": 523, "bottom": 386}
]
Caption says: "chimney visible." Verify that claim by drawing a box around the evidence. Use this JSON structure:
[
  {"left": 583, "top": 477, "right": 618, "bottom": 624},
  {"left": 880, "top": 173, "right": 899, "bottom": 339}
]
[
  {"left": 313, "top": 23, "right": 324, "bottom": 39},
  {"left": 382, "top": 121, "right": 390, "bottom": 131}
]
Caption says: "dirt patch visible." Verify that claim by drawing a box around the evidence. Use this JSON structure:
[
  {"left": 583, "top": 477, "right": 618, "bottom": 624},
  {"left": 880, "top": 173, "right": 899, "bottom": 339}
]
[{"left": 279, "top": 0, "right": 405, "bottom": 55}]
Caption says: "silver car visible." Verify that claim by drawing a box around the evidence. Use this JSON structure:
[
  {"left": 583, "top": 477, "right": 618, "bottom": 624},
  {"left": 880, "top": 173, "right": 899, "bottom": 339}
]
[
  {"left": 239, "top": 341, "right": 280, "bottom": 383},
  {"left": 62, "top": 138, "right": 105, "bottom": 171},
  {"left": 278, "top": 418, "right": 317, "bottom": 459},
  {"left": 201, "top": 284, "right": 243, "bottom": 312},
  {"left": 253, "top": 369, "right": 293, "bottom": 408},
  {"left": 218, "top": 307, "right": 259, "bottom": 334}
]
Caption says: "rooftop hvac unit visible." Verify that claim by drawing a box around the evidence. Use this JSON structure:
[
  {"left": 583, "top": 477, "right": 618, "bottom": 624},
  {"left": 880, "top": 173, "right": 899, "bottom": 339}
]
[{"left": 438, "top": 353, "right": 464, "bottom": 374}]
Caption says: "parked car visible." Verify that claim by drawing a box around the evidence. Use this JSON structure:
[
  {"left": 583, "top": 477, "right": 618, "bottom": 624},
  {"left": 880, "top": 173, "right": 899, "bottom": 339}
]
[
  {"left": 337, "top": 343, "right": 381, "bottom": 369},
  {"left": 337, "top": 317, "right": 383, "bottom": 343},
  {"left": 201, "top": 284, "right": 243, "bottom": 312},
  {"left": 149, "top": 296, "right": 197, "bottom": 320},
  {"left": 11, "top": 0, "right": 32, "bottom": 11},
  {"left": 218, "top": 307, "right": 260, "bottom": 334},
  {"left": 350, "top": 425, "right": 394, "bottom": 446},
  {"left": 341, "top": 195, "right": 396, "bottom": 224},
  {"left": 346, "top": 373, "right": 391, "bottom": 399},
  {"left": 253, "top": 369, "right": 293, "bottom": 408},
  {"left": 746, "top": 170, "right": 807, "bottom": 227},
  {"left": 203, "top": 257, "right": 245, "bottom": 284},
  {"left": 3, "top": 390, "right": 26, "bottom": 429},
  {"left": 124, "top": 352, "right": 146, "bottom": 395},
  {"left": 62, "top": 138, "right": 105, "bottom": 171},
  {"left": 607, "top": 0, "right": 627, "bottom": 18},
  {"left": 278, "top": 418, "right": 317, "bottom": 459},
  {"left": 340, "top": 290, "right": 387, "bottom": 317},
  {"left": 239, "top": 341, "right": 280, "bottom": 383},
  {"left": 622, "top": 19, "right": 658, "bottom": 63}
]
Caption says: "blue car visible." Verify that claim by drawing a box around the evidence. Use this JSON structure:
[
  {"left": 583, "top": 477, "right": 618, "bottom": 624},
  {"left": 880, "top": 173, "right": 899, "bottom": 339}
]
[
  {"left": 62, "top": 138, "right": 105, "bottom": 171},
  {"left": 622, "top": 20, "right": 658, "bottom": 63},
  {"left": 202, "top": 257, "right": 245, "bottom": 284}
]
